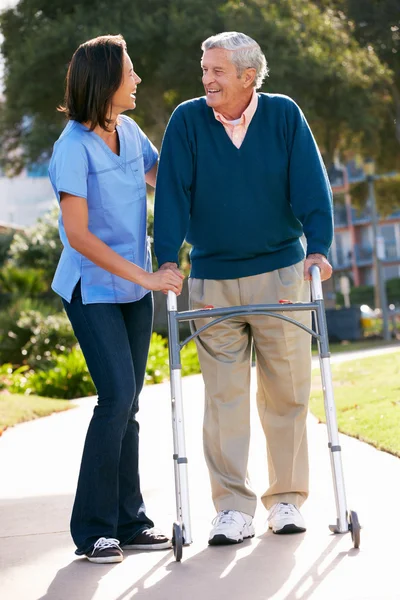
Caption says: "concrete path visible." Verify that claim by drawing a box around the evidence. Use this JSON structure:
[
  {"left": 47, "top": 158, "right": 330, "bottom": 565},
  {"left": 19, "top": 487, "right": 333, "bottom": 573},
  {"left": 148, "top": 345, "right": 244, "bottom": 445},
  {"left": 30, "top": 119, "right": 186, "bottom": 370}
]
[{"left": 1, "top": 347, "right": 400, "bottom": 600}]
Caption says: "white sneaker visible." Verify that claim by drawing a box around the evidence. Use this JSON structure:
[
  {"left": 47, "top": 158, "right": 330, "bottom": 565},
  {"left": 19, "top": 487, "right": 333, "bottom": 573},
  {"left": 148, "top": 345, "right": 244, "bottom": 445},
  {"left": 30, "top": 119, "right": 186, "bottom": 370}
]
[
  {"left": 208, "top": 510, "right": 255, "bottom": 545},
  {"left": 268, "top": 503, "right": 306, "bottom": 534}
]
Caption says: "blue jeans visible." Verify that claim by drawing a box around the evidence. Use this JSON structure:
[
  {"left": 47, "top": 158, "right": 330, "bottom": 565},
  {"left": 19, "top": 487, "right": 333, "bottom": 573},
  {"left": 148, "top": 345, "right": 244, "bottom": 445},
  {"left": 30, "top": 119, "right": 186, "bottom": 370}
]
[{"left": 63, "top": 282, "right": 154, "bottom": 554}]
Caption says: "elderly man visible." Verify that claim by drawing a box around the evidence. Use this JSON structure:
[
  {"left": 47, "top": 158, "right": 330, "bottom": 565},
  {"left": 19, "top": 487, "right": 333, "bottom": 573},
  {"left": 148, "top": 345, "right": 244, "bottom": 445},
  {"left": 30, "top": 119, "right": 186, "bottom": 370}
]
[{"left": 154, "top": 31, "right": 333, "bottom": 545}]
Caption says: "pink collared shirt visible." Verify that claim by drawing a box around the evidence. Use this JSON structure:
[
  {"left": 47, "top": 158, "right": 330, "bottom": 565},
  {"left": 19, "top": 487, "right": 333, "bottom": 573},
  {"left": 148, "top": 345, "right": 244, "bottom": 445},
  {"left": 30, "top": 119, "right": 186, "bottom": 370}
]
[{"left": 213, "top": 90, "right": 258, "bottom": 148}]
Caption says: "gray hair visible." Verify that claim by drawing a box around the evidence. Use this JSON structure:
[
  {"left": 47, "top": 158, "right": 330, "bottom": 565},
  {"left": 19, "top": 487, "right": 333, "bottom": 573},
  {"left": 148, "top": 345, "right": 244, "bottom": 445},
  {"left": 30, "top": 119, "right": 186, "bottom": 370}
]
[{"left": 201, "top": 31, "right": 269, "bottom": 89}]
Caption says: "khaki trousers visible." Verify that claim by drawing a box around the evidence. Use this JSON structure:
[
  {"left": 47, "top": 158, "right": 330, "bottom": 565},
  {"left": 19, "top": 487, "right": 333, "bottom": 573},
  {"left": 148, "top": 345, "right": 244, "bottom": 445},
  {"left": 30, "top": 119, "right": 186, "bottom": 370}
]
[{"left": 189, "top": 261, "right": 311, "bottom": 516}]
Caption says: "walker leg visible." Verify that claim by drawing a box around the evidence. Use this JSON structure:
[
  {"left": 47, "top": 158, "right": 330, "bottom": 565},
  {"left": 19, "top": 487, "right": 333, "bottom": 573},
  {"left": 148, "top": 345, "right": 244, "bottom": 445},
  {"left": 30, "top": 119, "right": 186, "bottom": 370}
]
[
  {"left": 310, "top": 267, "right": 361, "bottom": 546},
  {"left": 167, "top": 292, "right": 193, "bottom": 560},
  {"left": 169, "top": 367, "right": 192, "bottom": 546},
  {"left": 319, "top": 353, "right": 349, "bottom": 534}
]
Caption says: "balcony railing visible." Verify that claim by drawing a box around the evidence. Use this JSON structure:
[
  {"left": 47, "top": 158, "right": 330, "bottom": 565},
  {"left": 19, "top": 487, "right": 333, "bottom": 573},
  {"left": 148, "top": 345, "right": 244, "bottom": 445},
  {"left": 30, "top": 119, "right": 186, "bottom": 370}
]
[
  {"left": 333, "top": 249, "right": 352, "bottom": 269},
  {"left": 354, "top": 244, "right": 373, "bottom": 265},
  {"left": 333, "top": 206, "right": 375, "bottom": 228},
  {"left": 352, "top": 208, "right": 372, "bottom": 224},
  {"left": 332, "top": 236, "right": 400, "bottom": 270},
  {"left": 333, "top": 206, "right": 348, "bottom": 228},
  {"left": 384, "top": 240, "right": 399, "bottom": 261}
]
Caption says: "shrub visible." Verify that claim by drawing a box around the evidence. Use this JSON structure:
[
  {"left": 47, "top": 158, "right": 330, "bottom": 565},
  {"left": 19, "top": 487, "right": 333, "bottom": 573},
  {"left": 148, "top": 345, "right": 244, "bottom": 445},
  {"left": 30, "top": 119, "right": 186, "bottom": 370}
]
[
  {"left": 386, "top": 278, "right": 400, "bottom": 306},
  {"left": 0, "top": 300, "right": 40, "bottom": 366},
  {"left": 0, "top": 231, "right": 15, "bottom": 267},
  {"left": 0, "top": 363, "right": 28, "bottom": 391},
  {"left": 25, "top": 349, "right": 96, "bottom": 399},
  {"left": 16, "top": 310, "right": 77, "bottom": 369},
  {"left": 350, "top": 284, "right": 374, "bottom": 308},
  {"left": 0, "top": 266, "right": 48, "bottom": 295},
  {"left": 0, "top": 302, "right": 76, "bottom": 367},
  {"left": 0, "top": 331, "right": 201, "bottom": 398},
  {"left": 340, "top": 278, "right": 400, "bottom": 310},
  {"left": 145, "top": 333, "right": 170, "bottom": 384},
  {"left": 3, "top": 349, "right": 95, "bottom": 399},
  {"left": 1, "top": 364, "right": 31, "bottom": 395},
  {"left": 181, "top": 340, "right": 200, "bottom": 377},
  {"left": 0, "top": 350, "right": 95, "bottom": 399},
  {"left": 7, "top": 205, "right": 62, "bottom": 287},
  {"left": 144, "top": 332, "right": 200, "bottom": 384}
]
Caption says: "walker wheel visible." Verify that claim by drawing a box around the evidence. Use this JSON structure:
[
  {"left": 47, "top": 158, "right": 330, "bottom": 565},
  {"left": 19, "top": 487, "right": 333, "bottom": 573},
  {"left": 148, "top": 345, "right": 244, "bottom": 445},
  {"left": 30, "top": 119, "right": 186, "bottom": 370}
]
[
  {"left": 349, "top": 510, "right": 361, "bottom": 549},
  {"left": 172, "top": 521, "right": 183, "bottom": 562}
]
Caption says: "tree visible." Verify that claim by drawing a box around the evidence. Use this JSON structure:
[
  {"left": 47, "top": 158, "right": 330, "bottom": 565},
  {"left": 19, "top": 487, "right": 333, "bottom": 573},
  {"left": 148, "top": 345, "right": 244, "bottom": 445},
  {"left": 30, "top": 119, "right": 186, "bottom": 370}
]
[
  {"left": 220, "top": 1, "right": 392, "bottom": 164},
  {"left": 0, "top": 0, "right": 392, "bottom": 172},
  {"left": 315, "top": 0, "right": 400, "bottom": 211},
  {"left": 345, "top": 0, "right": 400, "bottom": 174},
  {"left": 315, "top": 0, "right": 400, "bottom": 171}
]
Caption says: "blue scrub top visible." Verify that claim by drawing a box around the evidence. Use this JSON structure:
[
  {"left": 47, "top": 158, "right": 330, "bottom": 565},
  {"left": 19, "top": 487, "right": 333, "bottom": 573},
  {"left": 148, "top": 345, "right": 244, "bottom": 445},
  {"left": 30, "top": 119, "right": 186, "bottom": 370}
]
[{"left": 49, "top": 115, "right": 158, "bottom": 304}]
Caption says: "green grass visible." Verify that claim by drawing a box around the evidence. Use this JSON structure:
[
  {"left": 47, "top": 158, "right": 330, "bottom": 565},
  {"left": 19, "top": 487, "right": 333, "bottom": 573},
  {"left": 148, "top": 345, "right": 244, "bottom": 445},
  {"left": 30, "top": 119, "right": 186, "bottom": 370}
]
[
  {"left": 0, "top": 393, "right": 73, "bottom": 434},
  {"left": 312, "top": 338, "right": 399, "bottom": 356},
  {"left": 310, "top": 352, "right": 400, "bottom": 457}
]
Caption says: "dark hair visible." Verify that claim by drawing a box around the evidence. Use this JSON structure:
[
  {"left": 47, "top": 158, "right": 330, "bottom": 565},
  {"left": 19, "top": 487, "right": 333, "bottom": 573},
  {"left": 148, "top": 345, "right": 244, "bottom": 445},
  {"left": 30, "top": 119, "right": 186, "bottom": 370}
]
[{"left": 58, "top": 34, "right": 127, "bottom": 131}]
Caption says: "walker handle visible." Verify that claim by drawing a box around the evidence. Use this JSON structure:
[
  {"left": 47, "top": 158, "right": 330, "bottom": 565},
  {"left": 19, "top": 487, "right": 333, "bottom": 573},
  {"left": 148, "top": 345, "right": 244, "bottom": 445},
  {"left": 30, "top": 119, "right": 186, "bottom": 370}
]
[
  {"left": 310, "top": 264, "right": 323, "bottom": 301},
  {"left": 167, "top": 290, "right": 178, "bottom": 311}
]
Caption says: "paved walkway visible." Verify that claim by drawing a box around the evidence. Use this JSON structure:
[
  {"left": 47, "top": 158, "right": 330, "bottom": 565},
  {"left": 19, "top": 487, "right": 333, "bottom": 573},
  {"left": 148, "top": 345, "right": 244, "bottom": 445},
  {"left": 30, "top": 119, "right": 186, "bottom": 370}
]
[{"left": 1, "top": 346, "right": 400, "bottom": 600}]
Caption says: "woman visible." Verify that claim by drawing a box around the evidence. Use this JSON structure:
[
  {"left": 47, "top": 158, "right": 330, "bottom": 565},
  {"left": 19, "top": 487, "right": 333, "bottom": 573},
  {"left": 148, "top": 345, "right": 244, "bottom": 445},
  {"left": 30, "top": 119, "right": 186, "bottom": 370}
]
[{"left": 49, "top": 34, "right": 183, "bottom": 563}]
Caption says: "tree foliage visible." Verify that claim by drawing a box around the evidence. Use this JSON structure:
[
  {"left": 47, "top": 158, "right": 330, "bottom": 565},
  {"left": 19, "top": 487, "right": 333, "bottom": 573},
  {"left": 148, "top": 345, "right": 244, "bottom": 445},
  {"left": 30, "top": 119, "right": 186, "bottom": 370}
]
[
  {"left": 343, "top": 0, "right": 400, "bottom": 164},
  {"left": 6, "top": 205, "right": 62, "bottom": 285},
  {"left": 350, "top": 174, "right": 400, "bottom": 216},
  {"left": 0, "top": 0, "right": 393, "bottom": 173}
]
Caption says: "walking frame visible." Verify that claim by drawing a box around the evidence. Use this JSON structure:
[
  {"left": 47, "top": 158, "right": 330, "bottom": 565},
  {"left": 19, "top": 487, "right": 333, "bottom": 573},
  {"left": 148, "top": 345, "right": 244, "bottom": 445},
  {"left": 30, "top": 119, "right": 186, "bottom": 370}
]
[{"left": 166, "top": 265, "right": 361, "bottom": 561}]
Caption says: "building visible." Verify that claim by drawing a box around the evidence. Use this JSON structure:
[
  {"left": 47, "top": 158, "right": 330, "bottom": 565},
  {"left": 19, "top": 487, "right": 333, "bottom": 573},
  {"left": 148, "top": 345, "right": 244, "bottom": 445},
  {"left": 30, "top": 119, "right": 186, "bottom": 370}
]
[
  {"left": 328, "top": 162, "right": 400, "bottom": 287},
  {"left": 330, "top": 203, "right": 400, "bottom": 286},
  {"left": 0, "top": 164, "right": 55, "bottom": 227}
]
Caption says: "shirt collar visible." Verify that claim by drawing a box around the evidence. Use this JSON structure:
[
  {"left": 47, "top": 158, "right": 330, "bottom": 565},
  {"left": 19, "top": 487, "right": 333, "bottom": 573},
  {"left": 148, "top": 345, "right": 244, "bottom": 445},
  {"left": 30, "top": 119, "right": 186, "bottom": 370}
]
[{"left": 213, "top": 89, "right": 258, "bottom": 126}]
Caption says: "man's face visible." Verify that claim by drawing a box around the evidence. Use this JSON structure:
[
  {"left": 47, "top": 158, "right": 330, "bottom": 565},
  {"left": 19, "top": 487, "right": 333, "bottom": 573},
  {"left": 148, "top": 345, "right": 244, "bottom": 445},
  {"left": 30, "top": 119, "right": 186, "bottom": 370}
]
[{"left": 201, "top": 48, "right": 250, "bottom": 117}]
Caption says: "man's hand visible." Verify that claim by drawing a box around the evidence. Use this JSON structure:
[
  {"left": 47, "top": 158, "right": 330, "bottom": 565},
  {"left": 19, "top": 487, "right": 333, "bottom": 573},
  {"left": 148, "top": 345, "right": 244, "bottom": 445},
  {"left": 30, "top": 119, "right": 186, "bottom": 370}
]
[{"left": 304, "top": 253, "right": 332, "bottom": 281}]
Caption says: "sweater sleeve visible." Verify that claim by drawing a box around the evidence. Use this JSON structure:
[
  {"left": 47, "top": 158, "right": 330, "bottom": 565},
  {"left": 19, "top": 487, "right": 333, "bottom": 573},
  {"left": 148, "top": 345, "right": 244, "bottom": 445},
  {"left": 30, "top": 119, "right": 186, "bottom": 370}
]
[
  {"left": 286, "top": 99, "right": 333, "bottom": 257},
  {"left": 154, "top": 105, "right": 193, "bottom": 267}
]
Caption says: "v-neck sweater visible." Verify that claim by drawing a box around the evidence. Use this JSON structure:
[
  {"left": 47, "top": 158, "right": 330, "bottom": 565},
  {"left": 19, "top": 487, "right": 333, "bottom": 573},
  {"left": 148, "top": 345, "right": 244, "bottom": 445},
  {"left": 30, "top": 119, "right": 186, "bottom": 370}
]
[
  {"left": 213, "top": 88, "right": 258, "bottom": 148},
  {"left": 154, "top": 93, "right": 333, "bottom": 280}
]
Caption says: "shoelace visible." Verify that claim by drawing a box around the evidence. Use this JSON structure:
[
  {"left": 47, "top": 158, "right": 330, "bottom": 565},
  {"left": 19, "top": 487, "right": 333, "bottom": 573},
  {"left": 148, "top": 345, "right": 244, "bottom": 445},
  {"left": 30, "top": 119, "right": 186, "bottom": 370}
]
[
  {"left": 143, "top": 527, "right": 165, "bottom": 539},
  {"left": 268, "top": 503, "right": 297, "bottom": 522},
  {"left": 212, "top": 510, "right": 242, "bottom": 527},
  {"left": 91, "top": 537, "right": 121, "bottom": 554}
]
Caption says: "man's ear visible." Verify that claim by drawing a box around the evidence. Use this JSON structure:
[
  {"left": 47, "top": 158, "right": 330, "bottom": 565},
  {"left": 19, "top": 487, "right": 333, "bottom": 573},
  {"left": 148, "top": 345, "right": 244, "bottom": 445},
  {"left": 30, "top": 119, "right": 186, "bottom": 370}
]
[{"left": 243, "top": 68, "right": 256, "bottom": 88}]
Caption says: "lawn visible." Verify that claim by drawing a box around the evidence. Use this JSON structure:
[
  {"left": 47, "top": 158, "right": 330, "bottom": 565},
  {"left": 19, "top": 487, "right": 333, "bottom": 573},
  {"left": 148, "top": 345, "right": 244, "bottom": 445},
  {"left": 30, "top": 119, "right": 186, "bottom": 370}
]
[
  {"left": 0, "top": 393, "right": 73, "bottom": 435},
  {"left": 310, "top": 351, "right": 400, "bottom": 457},
  {"left": 312, "top": 338, "right": 400, "bottom": 356}
]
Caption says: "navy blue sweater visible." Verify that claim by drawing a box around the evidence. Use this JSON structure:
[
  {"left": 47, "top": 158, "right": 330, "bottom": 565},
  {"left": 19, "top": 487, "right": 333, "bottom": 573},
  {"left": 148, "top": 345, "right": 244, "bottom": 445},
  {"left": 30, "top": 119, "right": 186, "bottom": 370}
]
[{"left": 154, "top": 93, "right": 333, "bottom": 279}]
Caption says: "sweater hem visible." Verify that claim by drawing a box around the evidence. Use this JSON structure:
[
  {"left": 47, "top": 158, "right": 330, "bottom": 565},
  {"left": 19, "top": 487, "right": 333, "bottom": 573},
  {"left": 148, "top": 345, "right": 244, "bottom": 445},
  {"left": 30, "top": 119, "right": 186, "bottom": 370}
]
[{"left": 190, "top": 244, "right": 305, "bottom": 280}]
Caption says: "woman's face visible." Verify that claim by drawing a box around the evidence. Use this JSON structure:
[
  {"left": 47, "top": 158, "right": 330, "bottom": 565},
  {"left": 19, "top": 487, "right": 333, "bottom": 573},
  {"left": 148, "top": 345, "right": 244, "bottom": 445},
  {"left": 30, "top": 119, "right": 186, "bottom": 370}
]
[{"left": 111, "top": 51, "right": 141, "bottom": 115}]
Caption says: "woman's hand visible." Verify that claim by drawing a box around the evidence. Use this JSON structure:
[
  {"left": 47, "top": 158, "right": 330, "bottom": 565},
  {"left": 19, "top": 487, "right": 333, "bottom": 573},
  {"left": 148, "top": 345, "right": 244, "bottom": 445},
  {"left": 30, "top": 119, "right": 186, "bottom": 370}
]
[{"left": 141, "top": 268, "right": 184, "bottom": 295}]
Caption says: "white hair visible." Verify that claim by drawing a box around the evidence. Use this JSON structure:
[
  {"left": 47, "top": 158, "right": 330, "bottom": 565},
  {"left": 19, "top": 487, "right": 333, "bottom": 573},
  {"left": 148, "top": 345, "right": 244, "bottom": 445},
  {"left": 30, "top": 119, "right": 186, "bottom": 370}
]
[{"left": 201, "top": 31, "right": 269, "bottom": 89}]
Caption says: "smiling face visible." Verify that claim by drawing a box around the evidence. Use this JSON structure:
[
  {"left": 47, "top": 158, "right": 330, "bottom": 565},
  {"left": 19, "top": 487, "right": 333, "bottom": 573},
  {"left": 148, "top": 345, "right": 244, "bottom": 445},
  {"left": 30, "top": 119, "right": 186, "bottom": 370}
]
[
  {"left": 201, "top": 48, "right": 255, "bottom": 120},
  {"left": 111, "top": 51, "right": 141, "bottom": 115}
]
